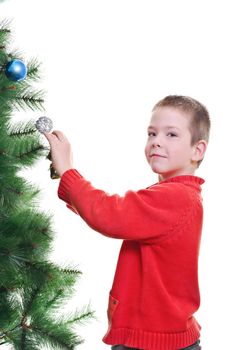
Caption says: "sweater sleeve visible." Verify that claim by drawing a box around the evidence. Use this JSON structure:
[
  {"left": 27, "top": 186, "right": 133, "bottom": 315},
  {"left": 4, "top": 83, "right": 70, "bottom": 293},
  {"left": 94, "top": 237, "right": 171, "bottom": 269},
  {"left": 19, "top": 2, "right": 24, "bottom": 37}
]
[{"left": 57, "top": 169, "right": 192, "bottom": 242}]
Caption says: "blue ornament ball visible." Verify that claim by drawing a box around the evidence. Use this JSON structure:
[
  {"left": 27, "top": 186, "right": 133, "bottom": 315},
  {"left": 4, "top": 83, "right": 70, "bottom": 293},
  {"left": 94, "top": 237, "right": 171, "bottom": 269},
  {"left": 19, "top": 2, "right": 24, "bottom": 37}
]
[{"left": 5, "top": 59, "right": 27, "bottom": 82}]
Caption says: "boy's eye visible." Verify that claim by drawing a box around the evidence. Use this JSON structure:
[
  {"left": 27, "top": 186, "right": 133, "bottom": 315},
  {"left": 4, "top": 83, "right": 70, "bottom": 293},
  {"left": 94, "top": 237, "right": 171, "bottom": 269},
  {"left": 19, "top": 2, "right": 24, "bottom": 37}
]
[
  {"left": 148, "top": 132, "right": 156, "bottom": 137},
  {"left": 147, "top": 132, "right": 177, "bottom": 137}
]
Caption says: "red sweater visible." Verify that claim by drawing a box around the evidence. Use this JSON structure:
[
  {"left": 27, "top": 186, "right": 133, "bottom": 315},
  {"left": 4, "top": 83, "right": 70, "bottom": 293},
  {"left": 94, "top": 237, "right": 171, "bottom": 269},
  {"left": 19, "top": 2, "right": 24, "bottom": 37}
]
[{"left": 58, "top": 169, "right": 204, "bottom": 350}]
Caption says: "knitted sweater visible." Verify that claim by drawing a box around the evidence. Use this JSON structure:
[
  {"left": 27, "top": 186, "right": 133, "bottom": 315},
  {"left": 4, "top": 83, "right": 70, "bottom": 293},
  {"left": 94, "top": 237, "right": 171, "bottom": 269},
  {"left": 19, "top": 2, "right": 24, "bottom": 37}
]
[{"left": 58, "top": 169, "right": 204, "bottom": 350}]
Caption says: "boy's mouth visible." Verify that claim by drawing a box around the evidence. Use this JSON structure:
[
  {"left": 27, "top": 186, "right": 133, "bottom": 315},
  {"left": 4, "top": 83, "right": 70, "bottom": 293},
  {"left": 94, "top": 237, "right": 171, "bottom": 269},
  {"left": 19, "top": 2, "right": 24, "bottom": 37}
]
[{"left": 150, "top": 153, "right": 167, "bottom": 158}]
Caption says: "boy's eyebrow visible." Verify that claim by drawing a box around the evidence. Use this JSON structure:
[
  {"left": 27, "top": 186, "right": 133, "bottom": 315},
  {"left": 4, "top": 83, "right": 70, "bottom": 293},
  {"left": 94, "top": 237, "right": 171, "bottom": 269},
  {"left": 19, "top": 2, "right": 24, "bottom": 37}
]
[{"left": 147, "top": 125, "right": 181, "bottom": 131}]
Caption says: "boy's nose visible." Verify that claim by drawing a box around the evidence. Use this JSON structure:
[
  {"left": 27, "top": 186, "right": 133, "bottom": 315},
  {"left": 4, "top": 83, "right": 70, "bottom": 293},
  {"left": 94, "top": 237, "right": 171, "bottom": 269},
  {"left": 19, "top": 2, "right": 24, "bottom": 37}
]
[
  {"left": 152, "top": 138, "right": 161, "bottom": 148},
  {"left": 153, "top": 143, "right": 161, "bottom": 148}
]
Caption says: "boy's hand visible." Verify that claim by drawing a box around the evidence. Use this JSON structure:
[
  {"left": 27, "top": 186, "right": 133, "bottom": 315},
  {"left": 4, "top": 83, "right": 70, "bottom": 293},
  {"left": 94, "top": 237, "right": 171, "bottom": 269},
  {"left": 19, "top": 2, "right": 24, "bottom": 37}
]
[{"left": 43, "top": 131, "right": 73, "bottom": 177}]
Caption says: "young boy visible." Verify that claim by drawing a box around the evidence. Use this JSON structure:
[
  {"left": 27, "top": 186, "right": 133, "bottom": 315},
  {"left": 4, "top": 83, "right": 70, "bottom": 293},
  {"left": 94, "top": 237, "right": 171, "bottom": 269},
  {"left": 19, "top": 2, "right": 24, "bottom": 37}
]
[{"left": 44, "top": 95, "right": 210, "bottom": 350}]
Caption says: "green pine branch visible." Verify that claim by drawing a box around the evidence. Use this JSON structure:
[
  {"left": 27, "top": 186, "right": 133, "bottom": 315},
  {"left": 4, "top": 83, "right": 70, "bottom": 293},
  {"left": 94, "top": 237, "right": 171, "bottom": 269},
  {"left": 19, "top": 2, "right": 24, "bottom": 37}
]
[
  {"left": 45, "top": 288, "right": 65, "bottom": 310},
  {"left": 0, "top": 19, "right": 11, "bottom": 48},
  {"left": 61, "top": 268, "right": 82, "bottom": 276},
  {"left": 0, "top": 19, "right": 11, "bottom": 32},
  {"left": 66, "top": 305, "right": 95, "bottom": 326},
  {"left": 14, "top": 90, "right": 45, "bottom": 111},
  {"left": 26, "top": 58, "right": 41, "bottom": 81},
  {"left": 0, "top": 178, "right": 41, "bottom": 212},
  {"left": 17, "top": 144, "right": 46, "bottom": 160},
  {"left": 8, "top": 120, "right": 37, "bottom": 137},
  {"left": 0, "top": 19, "right": 94, "bottom": 350},
  {"left": 5, "top": 137, "right": 47, "bottom": 167},
  {"left": 32, "top": 325, "right": 84, "bottom": 350}
]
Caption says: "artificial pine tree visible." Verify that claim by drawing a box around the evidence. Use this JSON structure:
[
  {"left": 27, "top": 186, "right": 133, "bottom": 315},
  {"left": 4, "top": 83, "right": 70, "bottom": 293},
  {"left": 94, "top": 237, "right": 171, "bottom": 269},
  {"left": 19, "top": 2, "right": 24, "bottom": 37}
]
[{"left": 0, "top": 20, "right": 93, "bottom": 349}]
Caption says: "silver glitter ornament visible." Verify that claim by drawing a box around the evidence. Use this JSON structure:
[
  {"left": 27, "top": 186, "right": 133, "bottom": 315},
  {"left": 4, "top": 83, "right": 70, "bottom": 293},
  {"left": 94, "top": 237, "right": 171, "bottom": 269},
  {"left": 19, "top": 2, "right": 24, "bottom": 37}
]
[{"left": 35, "top": 116, "right": 53, "bottom": 133}]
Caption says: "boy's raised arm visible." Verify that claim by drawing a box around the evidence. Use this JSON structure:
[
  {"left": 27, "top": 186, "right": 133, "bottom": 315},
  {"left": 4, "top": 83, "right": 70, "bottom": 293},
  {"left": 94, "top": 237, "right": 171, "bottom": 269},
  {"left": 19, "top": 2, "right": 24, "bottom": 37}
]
[
  {"left": 44, "top": 130, "right": 194, "bottom": 243},
  {"left": 58, "top": 168, "right": 193, "bottom": 243}
]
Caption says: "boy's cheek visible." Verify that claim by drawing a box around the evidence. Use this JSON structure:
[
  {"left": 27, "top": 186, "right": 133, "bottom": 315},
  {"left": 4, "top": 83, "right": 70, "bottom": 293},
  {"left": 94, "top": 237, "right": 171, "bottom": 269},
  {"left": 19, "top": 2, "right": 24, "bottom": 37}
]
[{"left": 144, "top": 144, "right": 150, "bottom": 158}]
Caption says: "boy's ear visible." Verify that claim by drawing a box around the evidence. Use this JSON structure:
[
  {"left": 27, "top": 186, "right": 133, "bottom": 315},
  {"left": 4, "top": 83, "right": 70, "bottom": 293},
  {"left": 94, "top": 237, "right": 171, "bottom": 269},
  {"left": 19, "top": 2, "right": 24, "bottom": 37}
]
[{"left": 192, "top": 140, "right": 208, "bottom": 162}]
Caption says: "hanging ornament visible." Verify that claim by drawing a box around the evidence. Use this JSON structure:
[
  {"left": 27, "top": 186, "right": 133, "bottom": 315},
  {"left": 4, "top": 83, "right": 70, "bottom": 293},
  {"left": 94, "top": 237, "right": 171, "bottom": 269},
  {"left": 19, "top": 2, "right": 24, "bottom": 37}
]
[
  {"left": 5, "top": 59, "right": 27, "bottom": 81},
  {"left": 35, "top": 116, "right": 59, "bottom": 179},
  {"left": 35, "top": 116, "right": 53, "bottom": 133}
]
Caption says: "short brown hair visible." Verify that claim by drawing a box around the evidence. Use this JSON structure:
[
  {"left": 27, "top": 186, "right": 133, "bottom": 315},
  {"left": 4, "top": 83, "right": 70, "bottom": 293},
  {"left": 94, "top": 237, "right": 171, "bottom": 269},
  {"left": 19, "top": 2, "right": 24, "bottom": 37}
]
[{"left": 153, "top": 95, "right": 211, "bottom": 167}]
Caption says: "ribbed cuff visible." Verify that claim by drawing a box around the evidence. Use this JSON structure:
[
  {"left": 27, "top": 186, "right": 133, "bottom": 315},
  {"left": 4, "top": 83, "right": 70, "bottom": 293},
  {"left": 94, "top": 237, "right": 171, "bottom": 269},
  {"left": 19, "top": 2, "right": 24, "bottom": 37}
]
[{"left": 58, "top": 168, "right": 83, "bottom": 204}]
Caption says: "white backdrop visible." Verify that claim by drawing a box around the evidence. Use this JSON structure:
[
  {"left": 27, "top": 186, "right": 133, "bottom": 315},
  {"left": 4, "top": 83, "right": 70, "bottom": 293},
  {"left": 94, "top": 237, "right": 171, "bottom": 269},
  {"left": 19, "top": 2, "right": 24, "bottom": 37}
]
[{"left": 1, "top": 1, "right": 232, "bottom": 349}]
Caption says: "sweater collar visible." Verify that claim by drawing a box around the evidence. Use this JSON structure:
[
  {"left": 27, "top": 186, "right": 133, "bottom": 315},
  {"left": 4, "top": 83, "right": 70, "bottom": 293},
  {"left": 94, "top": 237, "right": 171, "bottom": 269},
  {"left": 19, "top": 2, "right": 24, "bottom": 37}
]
[
  {"left": 153, "top": 175, "right": 205, "bottom": 190},
  {"left": 158, "top": 175, "right": 204, "bottom": 185}
]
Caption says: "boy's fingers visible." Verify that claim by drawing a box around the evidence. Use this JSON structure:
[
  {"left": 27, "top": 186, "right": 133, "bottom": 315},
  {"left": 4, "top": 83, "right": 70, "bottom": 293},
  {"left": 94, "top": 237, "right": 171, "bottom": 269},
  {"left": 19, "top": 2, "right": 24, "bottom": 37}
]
[
  {"left": 43, "top": 132, "right": 54, "bottom": 145},
  {"left": 43, "top": 132, "right": 50, "bottom": 142},
  {"left": 44, "top": 131, "right": 61, "bottom": 144},
  {"left": 51, "top": 130, "right": 69, "bottom": 142}
]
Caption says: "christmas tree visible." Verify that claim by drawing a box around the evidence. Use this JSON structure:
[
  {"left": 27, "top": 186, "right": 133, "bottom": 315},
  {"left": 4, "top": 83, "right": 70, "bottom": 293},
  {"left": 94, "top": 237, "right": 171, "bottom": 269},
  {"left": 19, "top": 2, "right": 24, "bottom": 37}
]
[{"left": 0, "top": 19, "right": 93, "bottom": 349}]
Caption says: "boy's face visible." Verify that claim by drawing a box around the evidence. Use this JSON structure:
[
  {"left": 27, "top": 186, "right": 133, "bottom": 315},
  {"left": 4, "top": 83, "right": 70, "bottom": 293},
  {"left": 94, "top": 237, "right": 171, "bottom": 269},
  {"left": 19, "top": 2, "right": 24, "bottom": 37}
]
[{"left": 145, "top": 106, "right": 202, "bottom": 181}]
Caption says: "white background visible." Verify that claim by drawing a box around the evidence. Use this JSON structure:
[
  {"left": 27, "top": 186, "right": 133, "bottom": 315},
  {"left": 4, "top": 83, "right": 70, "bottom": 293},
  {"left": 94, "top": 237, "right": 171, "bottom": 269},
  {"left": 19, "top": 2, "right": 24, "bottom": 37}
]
[{"left": 1, "top": 1, "right": 232, "bottom": 349}]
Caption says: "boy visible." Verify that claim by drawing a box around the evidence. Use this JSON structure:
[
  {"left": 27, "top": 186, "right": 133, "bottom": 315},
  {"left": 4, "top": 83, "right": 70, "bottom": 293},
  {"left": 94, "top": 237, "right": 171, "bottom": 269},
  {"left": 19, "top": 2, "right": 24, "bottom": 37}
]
[{"left": 44, "top": 95, "right": 210, "bottom": 350}]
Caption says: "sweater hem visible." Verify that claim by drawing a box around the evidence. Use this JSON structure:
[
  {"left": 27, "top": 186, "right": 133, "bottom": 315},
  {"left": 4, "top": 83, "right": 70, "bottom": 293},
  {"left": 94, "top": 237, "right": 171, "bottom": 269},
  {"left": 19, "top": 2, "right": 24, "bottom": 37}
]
[{"left": 102, "top": 319, "right": 201, "bottom": 350}]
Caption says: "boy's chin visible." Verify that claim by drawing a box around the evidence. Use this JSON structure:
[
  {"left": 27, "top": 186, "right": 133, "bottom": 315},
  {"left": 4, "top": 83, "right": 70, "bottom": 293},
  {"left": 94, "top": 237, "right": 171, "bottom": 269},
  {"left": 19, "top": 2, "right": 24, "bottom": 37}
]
[
  {"left": 150, "top": 165, "right": 166, "bottom": 175},
  {"left": 155, "top": 170, "right": 177, "bottom": 181}
]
